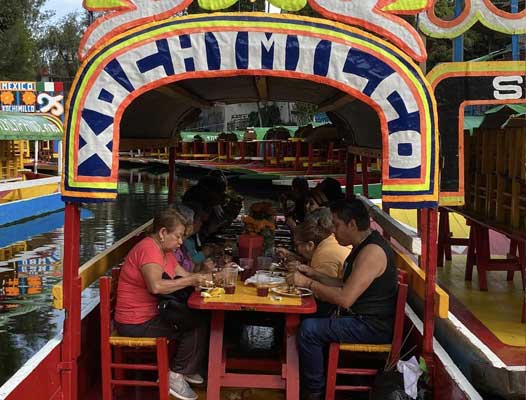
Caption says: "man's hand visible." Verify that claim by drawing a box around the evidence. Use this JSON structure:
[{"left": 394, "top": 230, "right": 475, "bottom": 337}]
[
  {"left": 202, "top": 258, "right": 216, "bottom": 272},
  {"left": 286, "top": 271, "right": 311, "bottom": 287},
  {"left": 275, "top": 247, "right": 292, "bottom": 260},
  {"left": 297, "top": 264, "right": 315, "bottom": 277}
]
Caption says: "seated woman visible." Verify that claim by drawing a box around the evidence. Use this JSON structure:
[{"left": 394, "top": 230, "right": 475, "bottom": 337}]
[
  {"left": 278, "top": 208, "right": 351, "bottom": 278},
  {"left": 287, "top": 188, "right": 328, "bottom": 231},
  {"left": 179, "top": 202, "right": 219, "bottom": 273},
  {"left": 280, "top": 177, "right": 309, "bottom": 226},
  {"left": 114, "top": 208, "right": 212, "bottom": 400}
]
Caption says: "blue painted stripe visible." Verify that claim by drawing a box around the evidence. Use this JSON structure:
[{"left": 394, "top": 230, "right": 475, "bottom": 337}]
[
  {"left": 65, "top": 15, "right": 436, "bottom": 197},
  {"left": 0, "top": 208, "right": 93, "bottom": 248},
  {"left": 0, "top": 193, "right": 64, "bottom": 226}
]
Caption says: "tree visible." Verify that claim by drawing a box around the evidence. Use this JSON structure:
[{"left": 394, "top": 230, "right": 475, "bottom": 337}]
[
  {"left": 248, "top": 103, "right": 283, "bottom": 126},
  {"left": 0, "top": 0, "right": 49, "bottom": 80},
  {"left": 425, "top": 0, "right": 511, "bottom": 70},
  {"left": 38, "top": 12, "right": 86, "bottom": 89}
]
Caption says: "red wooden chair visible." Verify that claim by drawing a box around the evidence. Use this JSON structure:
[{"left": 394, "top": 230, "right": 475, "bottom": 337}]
[
  {"left": 100, "top": 269, "right": 170, "bottom": 400},
  {"left": 325, "top": 271, "right": 409, "bottom": 400}
]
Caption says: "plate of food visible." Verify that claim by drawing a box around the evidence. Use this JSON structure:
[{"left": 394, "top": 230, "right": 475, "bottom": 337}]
[
  {"left": 199, "top": 279, "right": 216, "bottom": 290},
  {"left": 271, "top": 285, "right": 313, "bottom": 297}
]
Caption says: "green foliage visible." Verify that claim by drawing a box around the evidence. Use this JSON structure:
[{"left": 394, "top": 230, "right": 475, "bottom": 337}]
[
  {"left": 425, "top": 0, "right": 511, "bottom": 70},
  {"left": 292, "top": 102, "right": 317, "bottom": 126},
  {"left": 248, "top": 103, "right": 283, "bottom": 127},
  {"left": 0, "top": 0, "right": 50, "bottom": 80},
  {"left": 38, "top": 12, "right": 86, "bottom": 87},
  {"left": 0, "top": 19, "right": 38, "bottom": 79},
  {"left": 418, "top": 356, "right": 430, "bottom": 384}
]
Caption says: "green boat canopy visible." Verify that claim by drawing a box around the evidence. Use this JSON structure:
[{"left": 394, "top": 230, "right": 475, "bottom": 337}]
[{"left": 0, "top": 112, "right": 63, "bottom": 141}]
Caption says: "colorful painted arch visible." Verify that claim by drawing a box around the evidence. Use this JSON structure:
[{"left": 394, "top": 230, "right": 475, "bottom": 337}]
[{"left": 62, "top": 13, "right": 439, "bottom": 208}]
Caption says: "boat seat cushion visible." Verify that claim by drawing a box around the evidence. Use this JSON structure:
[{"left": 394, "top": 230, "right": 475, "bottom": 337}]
[
  {"left": 109, "top": 330, "right": 160, "bottom": 347},
  {"left": 339, "top": 343, "right": 392, "bottom": 353}
]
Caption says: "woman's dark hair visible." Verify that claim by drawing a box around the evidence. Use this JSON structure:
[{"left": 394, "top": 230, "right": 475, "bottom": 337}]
[
  {"left": 306, "top": 187, "right": 328, "bottom": 207},
  {"left": 292, "top": 177, "right": 309, "bottom": 194},
  {"left": 319, "top": 178, "right": 344, "bottom": 202},
  {"left": 152, "top": 208, "right": 187, "bottom": 233},
  {"left": 182, "top": 184, "right": 224, "bottom": 207},
  {"left": 208, "top": 170, "right": 228, "bottom": 188},
  {"left": 329, "top": 198, "right": 370, "bottom": 231},
  {"left": 294, "top": 219, "right": 332, "bottom": 246},
  {"left": 198, "top": 175, "right": 227, "bottom": 194},
  {"left": 184, "top": 201, "right": 210, "bottom": 222}
]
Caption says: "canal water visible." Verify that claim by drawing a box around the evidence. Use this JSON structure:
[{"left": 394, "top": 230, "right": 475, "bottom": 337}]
[{"left": 0, "top": 168, "right": 268, "bottom": 386}]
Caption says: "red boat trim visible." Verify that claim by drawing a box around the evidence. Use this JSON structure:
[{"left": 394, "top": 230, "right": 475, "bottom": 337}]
[
  {"left": 446, "top": 291, "right": 526, "bottom": 367},
  {"left": 405, "top": 305, "right": 483, "bottom": 399}
]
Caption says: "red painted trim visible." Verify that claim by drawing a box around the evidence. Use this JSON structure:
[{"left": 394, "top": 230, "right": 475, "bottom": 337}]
[
  {"left": 62, "top": 203, "right": 82, "bottom": 400},
  {"left": 168, "top": 147, "right": 176, "bottom": 204},
  {"left": 72, "top": 22, "right": 434, "bottom": 190},
  {"left": 420, "top": 208, "right": 438, "bottom": 377}
]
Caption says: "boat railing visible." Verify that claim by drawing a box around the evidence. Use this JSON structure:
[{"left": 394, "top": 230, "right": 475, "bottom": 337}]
[
  {"left": 358, "top": 195, "right": 449, "bottom": 318},
  {"left": 0, "top": 175, "right": 60, "bottom": 192},
  {"left": 52, "top": 219, "right": 152, "bottom": 309}
]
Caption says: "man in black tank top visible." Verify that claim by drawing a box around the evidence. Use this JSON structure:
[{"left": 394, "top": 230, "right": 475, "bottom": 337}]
[{"left": 286, "top": 198, "right": 397, "bottom": 400}]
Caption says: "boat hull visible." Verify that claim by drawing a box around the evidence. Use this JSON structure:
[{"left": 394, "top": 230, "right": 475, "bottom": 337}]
[{"left": 0, "top": 193, "right": 63, "bottom": 226}]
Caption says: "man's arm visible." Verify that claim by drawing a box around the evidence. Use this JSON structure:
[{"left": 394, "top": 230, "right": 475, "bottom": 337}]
[
  {"left": 299, "top": 265, "right": 343, "bottom": 287},
  {"left": 298, "top": 244, "right": 387, "bottom": 308}
]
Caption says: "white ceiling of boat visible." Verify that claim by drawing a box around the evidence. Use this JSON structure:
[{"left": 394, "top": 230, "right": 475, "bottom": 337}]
[{"left": 120, "top": 76, "right": 382, "bottom": 149}]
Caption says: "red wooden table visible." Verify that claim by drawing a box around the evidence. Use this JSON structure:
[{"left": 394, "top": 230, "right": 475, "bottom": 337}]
[{"left": 188, "top": 287, "right": 316, "bottom": 400}]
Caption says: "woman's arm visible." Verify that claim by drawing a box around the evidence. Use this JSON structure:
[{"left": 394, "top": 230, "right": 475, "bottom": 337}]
[{"left": 141, "top": 263, "right": 199, "bottom": 294}]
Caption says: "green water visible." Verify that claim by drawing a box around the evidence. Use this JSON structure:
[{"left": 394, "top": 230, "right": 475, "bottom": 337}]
[{"left": 0, "top": 168, "right": 270, "bottom": 387}]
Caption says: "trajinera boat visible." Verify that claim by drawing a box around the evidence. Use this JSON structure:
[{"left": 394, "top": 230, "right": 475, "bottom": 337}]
[{"left": 1, "top": 1, "right": 524, "bottom": 399}]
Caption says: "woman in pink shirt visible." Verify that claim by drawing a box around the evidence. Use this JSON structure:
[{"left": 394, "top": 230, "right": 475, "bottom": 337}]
[{"left": 115, "top": 208, "right": 211, "bottom": 400}]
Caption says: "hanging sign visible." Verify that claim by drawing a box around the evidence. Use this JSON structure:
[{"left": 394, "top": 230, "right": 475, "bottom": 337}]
[
  {"left": 427, "top": 61, "right": 526, "bottom": 206},
  {"left": 0, "top": 81, "right": 64, "bottom": 116},
  {"left": 63, "top": 14, "right": 438, "bottom": 208}
]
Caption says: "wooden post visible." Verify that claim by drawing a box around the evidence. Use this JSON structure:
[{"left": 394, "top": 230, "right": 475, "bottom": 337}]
[
  {"left": 294, "top": 140, "right": 301, "bottom": 170},
  {"left": 307, "top": 143, "right": 314, "bottom": 175},
  {"left": 362, "top": 156, "right": 369, "bottom": 198},
  {"left": 345, "top": 150, "right": 355, "bottom": 199},
  {"left": 420, "top": 207, "right": 438, "bottom": 379},
  {"left": 61, "top": 203, "right": 82, "bottom": 400},
  {"left": 168, "top": 146, "right": 177, "bottom": 204}
]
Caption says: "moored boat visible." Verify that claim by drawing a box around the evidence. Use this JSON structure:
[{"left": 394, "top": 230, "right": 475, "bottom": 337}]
[{"left": 1, "top": 1, "right": 525, "bottom": 400}]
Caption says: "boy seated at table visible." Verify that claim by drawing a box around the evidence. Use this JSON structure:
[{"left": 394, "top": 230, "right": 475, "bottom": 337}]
[{"left": 286, "top": 198, "right": 397, "bottom": 400}]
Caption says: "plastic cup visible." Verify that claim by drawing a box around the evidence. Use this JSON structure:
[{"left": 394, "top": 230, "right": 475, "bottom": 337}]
[
  {"left": 223, "top": 267, "right": 238, "bottom": 294},
  {"left": 239, "top": 258, "right": 254, "bottom": 281},
  {"left": 255, "top": 270, "right": 269, "bottom": 297},
  {"left": 239, "top": 258, "right": 254, "bottom": 270},
  {"left": 257, "top": 256, "right": 273, "bottom": 270}
]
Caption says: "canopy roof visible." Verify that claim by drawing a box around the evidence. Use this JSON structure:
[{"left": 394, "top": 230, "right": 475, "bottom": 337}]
[
  {"left": 0, "top": 112, "right": 63, "bottom": 141},
  {"left": 121, "top": 76, "right": 381, "bottom": 149}
]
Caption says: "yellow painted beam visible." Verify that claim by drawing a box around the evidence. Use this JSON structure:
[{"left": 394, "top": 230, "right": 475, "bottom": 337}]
[
  {"left": 53, "top": 220, "right": 152, "bottom": 309},
  {"left": 395, "top": 249, "right": 449, "bottom": 318}
]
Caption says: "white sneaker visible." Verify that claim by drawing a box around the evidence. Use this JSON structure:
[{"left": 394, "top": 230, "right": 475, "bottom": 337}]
[
  {"left": 184, "top": 373, "right": 204, "bottom": 385},
  {"left": 169, "top": 371, "right": 198, "bottom": 400}
]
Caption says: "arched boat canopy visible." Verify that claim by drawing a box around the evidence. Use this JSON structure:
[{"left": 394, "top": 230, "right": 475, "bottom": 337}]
[{"left": 62, "top": 12, "right": 439, "bottom": 208}]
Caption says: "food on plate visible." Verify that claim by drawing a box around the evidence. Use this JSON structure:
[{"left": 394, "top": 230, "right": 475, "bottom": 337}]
[{"left": 201, "top": 287, "right": 225, "bottom": 298}]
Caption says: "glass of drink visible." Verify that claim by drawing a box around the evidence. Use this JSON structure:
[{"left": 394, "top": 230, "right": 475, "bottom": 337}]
[
  {"left": 255, "top": 270, "right": 269, "bottom": 297},
  {"left": 223, "top": 267, "right": 238, "bottom": 294},
  {"left": 239, "top": 258, "right": 254, "bottom": 281}
]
